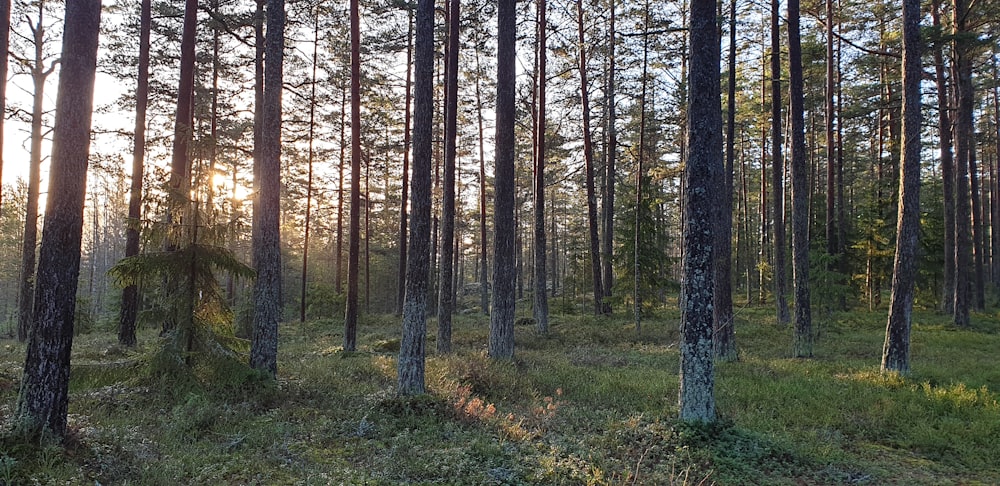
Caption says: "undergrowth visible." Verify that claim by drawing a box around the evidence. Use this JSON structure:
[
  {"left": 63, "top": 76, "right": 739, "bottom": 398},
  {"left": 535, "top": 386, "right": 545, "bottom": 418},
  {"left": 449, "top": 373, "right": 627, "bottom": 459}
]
[{"left": 0, "top": 305, "right": 998, "bottom": 484}]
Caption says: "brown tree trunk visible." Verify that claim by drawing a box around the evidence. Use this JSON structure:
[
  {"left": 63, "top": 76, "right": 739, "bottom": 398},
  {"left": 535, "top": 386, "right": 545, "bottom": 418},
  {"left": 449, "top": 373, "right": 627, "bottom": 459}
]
[
  {"left": 437, "top": 0, "right": 459, "bottom": 353},
  {"left": 577, "top": 0, "right": 605, "bottom": 316},
  {"left": 770, "top": 0, "right": 790, "bottom": 324},
  {"left": 475, "top": 50, "right": 489, "bottom": 316},
  {"left": 932, "top": 0, "right": 954, "bottom": 313},
  {"left": 953, "top": 0, "right": 973, "bottom": 327},
  {"left": 0, "top": 0, "right": 9, "bottom": 218},
  {"left": 533, "top": 0, "right": 550, "bottom": 334},
  {"left": 16, "top": 0, "right": 100, "bottom": 439},
  {"left": 398, "top": 0, "right": 435, "bottom": 395},
  {"left": 679, "top": 0, "right": 720, "bottom": 423},
  {"left": 251, "top": 0, "right": 285, "bottom": 377},
  {"left": 17, "top": 2, "right": 55, "bottom": 343},
  {"left": 489, "top": 0, "right": 517, "bottom": 360},
  {"left": 118, "top": 0, "right": 151, "bottom": 347},
  {"left": 714, "top": 0, "right": 737, "bottom": 361},
  {"left": 300, "top": 7, "right": 320, "bottom": 323},
  {"left": 344, "top": 0, "right": 363, "bottom": 351},
  {"left": 601, "top": 0, "right": 616, "bottom": 312},
  {"left": 789, "top": 0, "right": 812, "bottom": 356},
  {"left": 882, "top": 0, "right": 921, "bottom": 374}
]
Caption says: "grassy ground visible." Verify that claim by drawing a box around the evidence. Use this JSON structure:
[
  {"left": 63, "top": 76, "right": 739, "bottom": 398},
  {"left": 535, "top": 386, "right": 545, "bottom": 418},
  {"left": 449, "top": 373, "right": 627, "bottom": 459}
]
[{"left": 0, "top": 302, "right": 999, "bottom": 484}]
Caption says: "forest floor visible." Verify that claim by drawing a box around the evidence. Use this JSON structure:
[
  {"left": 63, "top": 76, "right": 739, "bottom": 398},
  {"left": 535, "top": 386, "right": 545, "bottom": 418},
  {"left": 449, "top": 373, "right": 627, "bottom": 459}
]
[{"left": 0, "top": 301, "right": 999, "bottom": 484}]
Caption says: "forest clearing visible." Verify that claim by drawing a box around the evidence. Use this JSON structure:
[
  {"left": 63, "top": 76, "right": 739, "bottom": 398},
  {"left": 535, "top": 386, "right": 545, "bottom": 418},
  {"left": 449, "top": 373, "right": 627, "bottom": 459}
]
[{"left": 1, "top": 305, "right": 998, "bottom": 484}]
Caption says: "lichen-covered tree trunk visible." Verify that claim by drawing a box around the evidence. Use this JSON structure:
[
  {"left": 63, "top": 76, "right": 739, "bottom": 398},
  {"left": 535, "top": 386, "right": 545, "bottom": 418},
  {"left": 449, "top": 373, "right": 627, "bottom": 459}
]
[
  {"left": 882, "top": 0, "right": 921, "bottom": 374},
  {"left": 437, "top": 0, "right": 460, "bottom": 353},
  {"left": 789, "top": 0, "right": 812, "bottom": 357},
  {"left": 118, "top": 0, "right": 151, "bottom": 348},
  {"left": 251, "top": 0, "right": 284, "bottom": 377},
  {"left": 16, "top": 0, "right": 100, "bottom": 439},
  {"left": 679, "top": 0, "right": 720, "bottom": 423},
  {"left": 489, "top": 0, "right": 517, "bottom": 360},
  {"left": 397, "top": 0, "right": 434, "bottom": 395}
]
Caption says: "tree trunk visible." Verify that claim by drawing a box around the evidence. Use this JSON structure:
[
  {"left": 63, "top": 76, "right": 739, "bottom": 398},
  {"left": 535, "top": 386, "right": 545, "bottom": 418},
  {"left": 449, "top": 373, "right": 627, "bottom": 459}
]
[
  {"left": 952, "top": 0, "right": 973, "bottom": 328},
  {"left": 882, "top": 0, "right": 921, "bottom": 374},
  {"left": 344, "top": 0, "right": 363, "bottom": 351},
  {"left": 489, "top": 0, "right": 517, "bottom": 360},
  {"left": 300, "top": 8, "right": 320, "bottom": 323},
  {"left": 770, "top": 0, "right": 790, "bottom": 324},
  {"left": 17, "top": 2, "right": 54, "bottom": 343},
  {"left": 789, "top": 0, "right": 812, "bottom": 357},
  {"left": 475, "top": 51, "right": 489, "bottom": 316},
  {"left": 970, "top": 142, "right": 986, "bottom": 309},
  {"left": 825, "top": 0, "right": 837, "bottom": 274},
  {"left": 634, "top": 3, "right": 650, "bottom": 335},
  {"left": 396, "top": 11, "right": 413, "bottom": 317},
  {"left": 577, "top": 0, "right": 605, "bottom": 316},
  {"left": 16, "top": 0, "right": 100, "bottom": 439},
  {"left": 932, "top": 0, "right": 954, "bottom": 314},
  {"left": 679, "top": 0, "right": 719, "bottom": 423},
  {"left": 0, "top": 0, "right": 10, "bottom": 218},
  {"left": 398, "top": 0, "right": 435, "bottom": 395},
  {"left": 336, "top": 85, "right": 346, "bottom": 294},
  {"left": 533, "top": 0, "right": 550, "bottom": 334},
  {"left": 714, "top": 0, "right": 737, "bottom": 361},
  {"left": 437, "top": 0, "right": 459, "bottom": 353},
  {"left": 251, "top": 0, "right": 284, "bottom": 378},
  {"left": 118, "top": 0, "right": 151, "bottom": 348},
  {"left": 601, "top": 0, "right": 616, "bottom": 312}
]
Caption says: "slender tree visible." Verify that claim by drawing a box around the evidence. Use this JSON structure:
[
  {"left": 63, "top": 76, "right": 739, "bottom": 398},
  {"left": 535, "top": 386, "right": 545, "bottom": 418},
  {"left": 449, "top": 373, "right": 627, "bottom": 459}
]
[
  {"left": 601, "top": 0, "right": 616, "bottom": 313},
  {"left": 398, "top": 0, "right": 434, "bottom": 395},
  {"left": 770, "top": 0, "right": 790, "bottom": 325},
  {"left": 118, "top": 0, "right": 151, "bottom": 347},
  {"left": 882, "top": 0, "right": 921, "bottom": 374},
  {"left": 437, "top": 0, "right": 460, "bottom": 353},
  {"left": 533, "top": 0, "right": 549, "bottom": 334},
  {"left": 475, "top": 50, "right": 489, "bottom": 316},
  {"left": 251, "top": 0, "right": 284, "bottom": 377},
  {"left": 15, "top": 0, "right": 100, "bottom": 439},
  {"left": 345, "top": 0, "right": 363, "bottom": 351},
  {"left": 953, "top": 0, "right": 973, "bottom": 327},
  {"left": 679, "top": 0, "right": 720, "bottom": 423},
  {"left": 0, "top": 0, "right": 9, "bottom": 217},
  {"left": 714, "top": 0, "right": 737, "bottom": 360},
  {"left": 789, "top": 0, "right": 812, "bottom": 357},
  {"left": 577, "top": 0, "right": 604, "bottom": 316},
  {"left": 489, "top": 0, "right": 516, "bottom": 359},
  {"left": 396, "top": 11, "right": 413, "bottom": 317},
  {"left": 300, "top": 7, "right": 320, "bottom": 324},
  {"left": 16, "top": 0, "right": 57, "bottom": 343},
  {"left": 932, "top": 0, "right": 954, "bottom": 314}
]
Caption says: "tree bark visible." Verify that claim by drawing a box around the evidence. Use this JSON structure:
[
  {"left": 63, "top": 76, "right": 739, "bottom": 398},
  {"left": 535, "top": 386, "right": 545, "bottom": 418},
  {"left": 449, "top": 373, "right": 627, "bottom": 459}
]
[
  {"left": 0, "top": 0, "right": 10, "bottom": 218},
  {"left": 789, "top": 0, "right": 812, "bottom": 357},
  {"left": 300, "top": 7, "right": 320, "bottom": 324},
  {"left": 932, "top": 0, "right": 955, "bottom": 314},
  {"left": 475, "top": 51, "right": 489, "bottom": 316},
  {"left": 17, "top": 2, "right": 55, "bottom": 343},
  {"left": 396, "top": 11, "right": 413, "bottom": 317},
  {"left": 952, "top": 0, "right": 973, "bottom": 328},
  {"left": 577, "top": 0, "right": 605, "bottom": 316},
  {"left": 770, "top": 0, "right": 790, "bottom": 324},
  {"left": 601, "top": 0, "right": 616, "bottom": 312},
  {"left": 251, "top": 0, "right": 284, "bottom": 377},
  {"left": 533, "top": 0, "right": 550, "bottom": 334},
  {"left": 118, "top": 0, "right": 151, "bottom": 348},
  {"left": 398, "top": 0, "right": 434, "bottom": 395},
  {"left": 437, "top": 0, "right": 460, "bottom": 353},
  {"left": 489, "top": 0, "right": 517, "bottom": 360},
  {"left": 16, "top": 0, "right": 100, "bottom": 439},
  {"left": 882, "top": 0, "right": 921, "bottom": 374},
  {"left": 679, "top": 0, "right": 719, "bottom": 423},
  {"left": 714, "top": 0, "right": 737, "bottom": 361},
  {"left": 344, "top": 0, "right": 363, "bottom": 351}
]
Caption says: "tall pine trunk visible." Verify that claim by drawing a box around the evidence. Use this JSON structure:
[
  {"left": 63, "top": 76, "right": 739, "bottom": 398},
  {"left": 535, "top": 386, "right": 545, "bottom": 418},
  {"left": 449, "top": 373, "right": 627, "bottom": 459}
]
[
  {"left": 577, "top": 0, "right": 605, "bottom": 316},
  {"left": 0, "top": 0, "right": 10, "bottom": 217},
  {"left": 952, "top": 0, "right": 973, "bottom": 327},
  {"left": 770, "top": 0, "right": 790, "bottom": 324},
  {"left": 882, "top": 0, "right": 921, "bottom": 374},
  {"left": 489, "top": 0, "right": 517, "bottom": 360},
  {"left": 533, "top": 0, "right": 550, "bottom": 334},
  {"left": 933, "top": 0, "right": 955, "bottom": 314},
  {"left": 714, "top": 0, "right": 737, "bottom": 361},
  {"left": 437, "top": 0, "right": 460, "bottom": 353},
  {"left": 345, "top": 0, "right": 363, "bottom": 351},
  {"left": 601, "top": 0, "right": 616, "bottom": 312},
  {"left": 251, "top": 0, "right": 285, "bottom": 377},
  {"left": 396, "top": 11, "right": 413, "bottom": 317},
  {"left": 789, "top": 0, "right": 812, "bottom": 356},
  {"left": 16, "top": 0, "right": 100, "bottom": 439},
  {"left": 118, "top": 0, "right": 151, "bottom": 347}
]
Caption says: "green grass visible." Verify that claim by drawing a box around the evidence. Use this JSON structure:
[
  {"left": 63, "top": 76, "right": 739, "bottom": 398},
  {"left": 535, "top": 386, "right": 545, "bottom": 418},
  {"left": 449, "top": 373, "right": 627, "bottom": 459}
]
[{"left": 1, "top": 304, "right": 999, "bottom": 484}]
